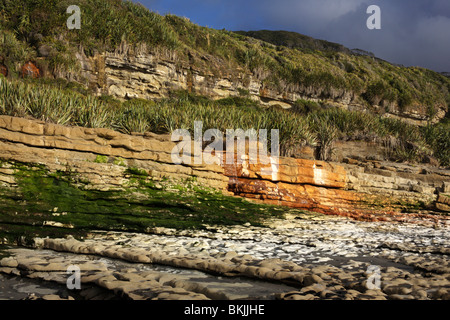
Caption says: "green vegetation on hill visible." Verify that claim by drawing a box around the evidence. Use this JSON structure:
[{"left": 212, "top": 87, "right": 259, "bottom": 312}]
[
  {"left": 234, "top": 30, "right": 353, "bottom": 54},
  {"left": 0, "top": 161, "right": 287, "bottom": 244},
  {"left": 0, "top": 0, "right": 449, "bottom": 112},
  {"left": 1, "top": 76, "right": 448, "bottom": 166},
  {"left": 0, "top": 0, "right": 448, "bottom": 166},
  {"left": 1, "top": 0, "right": 448, "bottom": 245}
]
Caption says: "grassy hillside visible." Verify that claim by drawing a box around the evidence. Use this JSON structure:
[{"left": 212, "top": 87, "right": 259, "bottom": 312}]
[
  {"left": 0, "top": 0, "right": 449, "bottom": 166},
  {"left": 234, "top": 30, "right": 354, "bottom": 54},
  {"left": 0, "top": 0, "right": 450, "bottom": 113},
  {"left": 1, "top": 76, "right": 448, "bottom": 166}
]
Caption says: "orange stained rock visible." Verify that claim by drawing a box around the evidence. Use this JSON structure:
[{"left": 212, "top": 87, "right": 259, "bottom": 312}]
[
  {"left": 221, "top": 152, "right": 449, "bottom": 224},
  {"left": 0, "top": 64, "right": 7, "bottom": 77},
  {"left": 21, "top": 61, "right": 40, "bottom": 78},
  {"left": 222, "top": 153, "right": 347, "bottom": 189}
]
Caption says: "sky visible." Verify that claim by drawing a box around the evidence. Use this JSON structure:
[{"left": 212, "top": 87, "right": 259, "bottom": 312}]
[{"left": 133, "top": 0, "right": 450, "bottom": 72}]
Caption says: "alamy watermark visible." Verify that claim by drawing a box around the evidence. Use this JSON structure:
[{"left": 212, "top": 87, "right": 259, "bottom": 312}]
[
  {"left": 171, "top": 121, "right": 280, "bottom": 168},
  {"left": 66, "top": 4, "right": 382, "bottom": 31},
  {"left": 366, "top": 265, "right": 382, "bottom": 290},
  {"left": 66, "top": 265, "right": 81, "bottom": 290},
  {"left": 367, "top": 5, "right": 381, "bottom": 30},
  {"left": 67, "top": 5, "right": 81, "bottom": 30}
]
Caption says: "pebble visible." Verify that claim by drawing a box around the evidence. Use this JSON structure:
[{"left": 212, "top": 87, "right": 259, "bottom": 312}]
[
  {"left": 432, "top": 288, "right": 449, "bottom": 300},
  {"left": 0, "top": 212, "right": 448, "bottom": 300},
  {"left": 389, "top": 294, "right": 416, "bottom": 300},
  {"left": 300, "top": 283, "right": 326, "bottom": 294},
  {"left": 303, "top": 274, "right": 323, "bottom": 286}
]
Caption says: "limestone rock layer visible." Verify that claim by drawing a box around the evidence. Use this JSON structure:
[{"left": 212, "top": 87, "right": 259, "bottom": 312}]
[{"left": 0, "top": 115, "right": 449, "bottom": 222}]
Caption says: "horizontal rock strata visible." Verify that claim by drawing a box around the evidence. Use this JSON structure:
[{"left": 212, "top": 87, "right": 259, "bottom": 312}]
[
  {"left": 0, "top": 115, "right": 448, "bottom": 223},
  {"left": 0, "top": 115, "right": 228, "bottom": 191},
  {"left": 1, "top": 211, "right": 448, "bottom": 300},
  {"left": 75, "top": 50, "right": 445, "bottom": 125},
  {"left": 222, "top": 153, "right": 450, "bottom": 221}
]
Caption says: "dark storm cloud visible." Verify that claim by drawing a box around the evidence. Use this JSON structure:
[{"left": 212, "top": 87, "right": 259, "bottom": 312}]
[
  {"left": 137, "top": 0, "right": 450, "bottom": 71},
  {"left": 255, "top": 0, "right": 450, "bottom": 71}
]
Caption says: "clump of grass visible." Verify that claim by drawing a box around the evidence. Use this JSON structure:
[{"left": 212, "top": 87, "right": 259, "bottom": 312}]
[
  {"left": 292, "top": 99, "right": 321, "bottom": 114},
  {"left": 73, "top": 96, "right": 113, "bottom": 128},
  {"left": 116, "top": 102, "right": 151, "bottom": 134},
  {"left": 94, "top": 155, "right": 108, "bottom": 164},
  {"left": 1, "top": 0, "right": 449, "bottom": 112},
  {"left": 308, "top": 113, "right": 338, "bottom": 161},
  {"left": 422, "top": 122, "right": 450, "bottom": 166},
  {"left": 0, "top": 76, "right": 448, "bottom": 165},
  {"left": 0, "top": 76, "right": 113, "bottom": 127}
]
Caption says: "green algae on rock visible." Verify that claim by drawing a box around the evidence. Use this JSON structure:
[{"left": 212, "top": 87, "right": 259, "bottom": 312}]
[{"left": 0, "top": 160, "right": 285, "bottom": 245}]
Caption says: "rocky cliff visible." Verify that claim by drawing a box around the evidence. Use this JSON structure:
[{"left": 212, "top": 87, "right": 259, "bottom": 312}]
[
  {"left": 71, "top": 48, "right": 446, "bottom": 126},
  {"left": 0, "top": 115, "right": 227, "bottom": 192},
  {"left": 74, "top": 49, "right": 299, "bottom": 109},
  {"left": 0, "top": 115, "right": 448, "bottom": 229},
  {"left": 1, "top": 0, "right": 449, "bottom": 128},
  {"left": 223, "top": 154, "right": 450, "bottom": 223}
]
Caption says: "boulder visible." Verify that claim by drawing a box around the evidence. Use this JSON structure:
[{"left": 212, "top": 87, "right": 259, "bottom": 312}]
[
  {"left": 21, "top": 61, "right": 40, "bottom": 78},
  {"left": 0, "top": 115, "right": 228, "bottom": 191}
]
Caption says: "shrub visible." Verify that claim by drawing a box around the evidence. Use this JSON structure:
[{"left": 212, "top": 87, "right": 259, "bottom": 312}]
[
  {"left": 116, "top": 103, "right": 151, "bottom": 134},
  {"left": 292, "top": 99, "right": 321, "bottom": 114},
  {"left": 363, "top": 81, "right": 389, "bottom": 105},
  {"left": 94, "top": 155, "right": 108, "bottom": 163},
  {"left": 0, "top": 29, "right": 36, "bottom": 77},
  {"left": 422, "top": 123, "right": 450, "bottom": 166},
  {"left": 0, "top": 77, "right": 448, "bottom": 165},
  {"left": 216, "top": 96, "right": 260, "bottom": 109}
]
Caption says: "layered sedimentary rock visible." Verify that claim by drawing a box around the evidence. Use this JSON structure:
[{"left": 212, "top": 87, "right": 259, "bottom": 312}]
[
  {"left": 0, "top": 115, "right": 448, "bottom": 223},
  {"left": 223, "top": 157, "right": 362, "bottom": 219},
  {"left": 222, "top": 153, "right": 450, "bottom": 221},
  {"left": 75, "top": 50, "right": 299, "bottom": 109},
  {"left": 0, "top": 115, "right": 228, "bottom": 191},
  {"left": 73, "top": 50, "right": 445, "bottom": 125}
]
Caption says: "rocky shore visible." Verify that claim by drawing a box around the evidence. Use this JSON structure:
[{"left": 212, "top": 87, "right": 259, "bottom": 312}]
[
  {"left": 1, "top": 114, "right": 449, "bottom": 234},
  {"left": 1, "top": 211, "right": 448, "bottom": 300}
]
